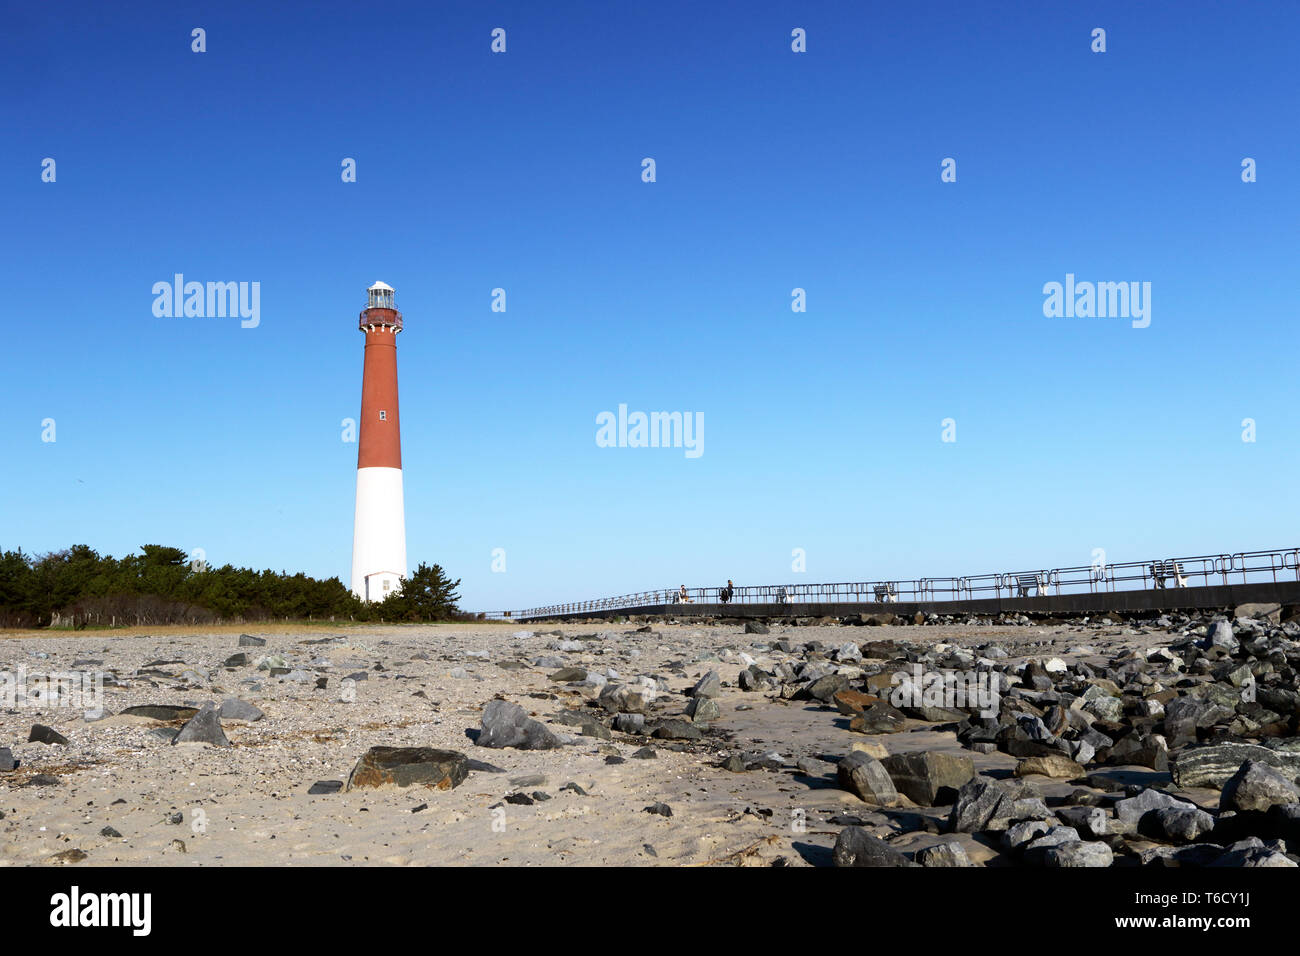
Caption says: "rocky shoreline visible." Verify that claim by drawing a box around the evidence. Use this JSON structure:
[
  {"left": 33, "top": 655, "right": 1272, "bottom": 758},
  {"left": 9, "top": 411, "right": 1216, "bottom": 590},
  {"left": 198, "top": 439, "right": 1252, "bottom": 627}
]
[{"left": 1, "top": 606, "right": 1297, "bottom": 866}]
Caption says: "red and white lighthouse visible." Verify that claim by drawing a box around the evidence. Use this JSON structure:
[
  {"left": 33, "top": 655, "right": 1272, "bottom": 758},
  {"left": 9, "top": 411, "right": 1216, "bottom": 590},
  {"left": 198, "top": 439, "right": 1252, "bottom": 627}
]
[{"left": 350, "top": 281, "right": 407, "bottom": 601}]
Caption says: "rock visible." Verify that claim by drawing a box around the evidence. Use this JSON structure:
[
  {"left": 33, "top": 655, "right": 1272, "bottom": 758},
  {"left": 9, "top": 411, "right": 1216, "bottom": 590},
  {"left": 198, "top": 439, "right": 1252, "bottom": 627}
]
[
  {"left": 100, "top": 826, "right": 122, "bottom": 838},
  {"left": 223, "top": 653, "right": 248, "bottom": 667},
  {"left": 685, "top": 696, "right": 720, "bottom": 723},
  {"left": 548, "top": 667, "right": 587, "bottom": 683},
  {"left": 1057, "top": 805, "right": 1109, "bottom": 839},
  {"left": 690, "top": 670, "right": 721, "bottom": 698},
  {"left": 644, "top": 802, "right": 673, "bottom": 817},
  {"left": 631, "top": 746, "right": 657, "bottom": 759},
  {"left": 1209, "top": 837, "right": 1298, "bottom": 868},
  {"left": 1170, "top": 742, "right": 1300, "bottom": 789},
  {"left": 345, "top": 747, "right": 469, "bottom": 791},
  {"left": 120, "top": 704, "right": 199, "bottom": 723},
  {"left": 744, "top": 622, "right": 770, "bottom": 635},
  {"left": 722, "top": 754, "right": 747, "bottom": 772},
  {"left": 218, "top": 698, "right": 263, "bottom": 722},
  {"left": 477, "top": 699, "right": 560, "bottom": 750},
  {"left": 1235, "top": 603, "right": 1281, "bottom": 623},
  {"left": 24, "top": 774, "right": 62, "bottom": 787},
  {"left": 1021, "top": 825, "right": 1081, "bottom": 865},
  {"left": 598, "top": 683, "right": 653, "bottom": 714},
  {"left": 1045, "top": 841, "right": 1114, "bottom": 867},
  {"left": 652, "top": 718, "right": 702, "bottom": 741},
  {"left": 1105, "top": 733, "right": 1169, "bottom": 771},
  {"left": 832, "top": 689, "right": 880, "bottom": 715},
  {"left": 849, "top": 701, "right": 907, "bottom": 735},
  {"left": 803, "top": 673, "right": 851, "bottom": 704},
  {"left": 238, "top": 634, "right": 266, "bottom": 647},
  {"left": 0, "top": 747, "right": 15, "bottom": 771},
  {"left": 948, "top": 777, "right": 1040, "bottom": 833},
  {"left": 1206, "top": 620, "right": 1237, "bottom": 650},
  {"left": 1084, "top": 695, "right": 1123, "bottom": 723},
  {"left": 832, "top": 826, "right": 918, "bottom": 867},
  {"left": 1002, "top": 819, "right": 1052, "bottom": 850},
  {"left": 172, "top": 703, "right": 230, "bottom": 747},
  {"left": 308, "top": 780, "right": 344, "bottom": 795},
  {"left": 916, "top": 842, "right": 972, "bottom": 867},
  {"left": 903, "top": 704, "right": 968, "bottom": 723},
  {"left": 28, "top": 725, "right": 68, "bottom": 746},
  {"left": 49, "top": 849, "right": 88, "bottom": 865},
  {"left": 880, "top": 751, "right": 975, "bottom": 806},
  {"left": 1014, "top": 754, "right": 1085, "bottom": 779},
  {"left": 837, "top": 752, "right": 901, "bottom": 806},
  {"left": 796, "top": 756, "right": 831, "bottom": 776},
  {"left": 850, "top": 740, "right": 890, "bottom": 759},
  {"left": 1155, "top": 806, "right": 1216, "bottom": 842},
  {"left": 612, "top": 713, "right": 645, "bottom": 734},
  {"left": 1219, "top": 760, "right": 1300, "bottom": 813},
  {"left": 146, "top": 728, "right": 179, "bottom": 743},
  {"left": 1114, "top": 788, "right": 1198, "bottom": 826}
]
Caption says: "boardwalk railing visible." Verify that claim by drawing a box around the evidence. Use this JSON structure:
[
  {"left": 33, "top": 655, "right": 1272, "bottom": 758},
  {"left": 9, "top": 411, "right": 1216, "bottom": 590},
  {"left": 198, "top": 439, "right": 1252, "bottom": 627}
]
[{"left": 486, "top": 547, "right": 1300, "bottom": 620}]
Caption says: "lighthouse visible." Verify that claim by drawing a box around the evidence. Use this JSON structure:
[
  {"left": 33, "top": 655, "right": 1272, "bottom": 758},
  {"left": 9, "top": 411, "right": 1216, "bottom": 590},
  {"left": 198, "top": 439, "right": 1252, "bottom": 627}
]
[{"left": 350, "top": 281, "right": 408, "bottom": 602}]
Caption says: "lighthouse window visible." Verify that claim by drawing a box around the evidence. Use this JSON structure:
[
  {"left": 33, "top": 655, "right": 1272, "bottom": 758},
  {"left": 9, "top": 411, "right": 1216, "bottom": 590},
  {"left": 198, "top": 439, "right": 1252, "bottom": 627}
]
[
  {"left": 379, "top": 410, "right": 387, "bottom": 421},
  {"left": 383, "top": 580, "right": 391, "bottom": 591}
]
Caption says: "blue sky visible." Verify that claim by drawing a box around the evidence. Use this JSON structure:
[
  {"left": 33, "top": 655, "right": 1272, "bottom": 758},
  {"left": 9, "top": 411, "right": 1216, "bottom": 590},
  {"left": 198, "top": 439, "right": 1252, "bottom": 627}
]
[{"left": 3, "top": 1, "right": 1297, "bottom": 611}]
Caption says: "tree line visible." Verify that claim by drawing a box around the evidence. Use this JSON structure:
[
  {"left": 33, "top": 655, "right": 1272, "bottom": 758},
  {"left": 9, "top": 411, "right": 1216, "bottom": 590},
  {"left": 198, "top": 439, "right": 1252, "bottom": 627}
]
[{"left": 0, "top": 544, "right": 467, "bottom": 628}]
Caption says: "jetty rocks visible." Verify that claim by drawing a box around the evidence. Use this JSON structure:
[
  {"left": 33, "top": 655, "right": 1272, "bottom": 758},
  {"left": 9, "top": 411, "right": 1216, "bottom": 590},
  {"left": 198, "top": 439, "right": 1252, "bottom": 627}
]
[{"left": 786, "top": 605, "right": 1300, "bottom": 866}]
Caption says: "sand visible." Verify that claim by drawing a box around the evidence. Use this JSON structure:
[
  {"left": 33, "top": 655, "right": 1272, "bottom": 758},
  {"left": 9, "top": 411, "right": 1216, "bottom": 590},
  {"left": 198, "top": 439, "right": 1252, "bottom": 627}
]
[{"left": 0, "top": 619, "right": 1199, "bottom": 866}]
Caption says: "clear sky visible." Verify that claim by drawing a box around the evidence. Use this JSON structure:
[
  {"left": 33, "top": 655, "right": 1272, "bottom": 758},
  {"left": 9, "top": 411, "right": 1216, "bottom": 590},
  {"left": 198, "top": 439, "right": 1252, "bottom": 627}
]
[{"left": 3, "top": 1, "right": 1297, "bottom": 612}]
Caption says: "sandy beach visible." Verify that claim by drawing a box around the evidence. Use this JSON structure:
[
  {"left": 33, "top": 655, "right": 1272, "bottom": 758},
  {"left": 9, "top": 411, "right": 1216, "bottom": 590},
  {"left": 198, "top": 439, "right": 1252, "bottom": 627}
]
[{"left": 0, "top": 617, "right": 1267, "bottom": 866}]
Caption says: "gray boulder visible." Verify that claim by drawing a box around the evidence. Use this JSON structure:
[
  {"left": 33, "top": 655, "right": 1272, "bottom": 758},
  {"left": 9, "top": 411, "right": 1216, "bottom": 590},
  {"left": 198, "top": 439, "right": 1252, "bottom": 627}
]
[
  {"left": 880, "top": 751, "right": 975, "bottom": 806},
  {"left": 1114, "top": 788, "right": 1198, "bottom": 826},
  {"left": 948, "top": 777, "right": 1040, "bottom": 833},
  {"left": 1056, "top": 805, "right": 1109, "bottom": 839},
  {"left": 1155, "top": 805, "right": 1216, "bottom": 842},
  {"left": 690, "top": 670, "right": 721, "bottom": 698},
  {"left": 172, "top": 702, "right": 231, "bottom": 747},
  {"left": 218, "top": 698, "right": 263, "bottom": 722},
  {"left": 28, "top": 725, "right": 68, "bottom": 746},
  {"left": 477, "top": 699, "right": 560, "bottom": 750},
  {"left": 1046, "top": 841, "right": 1114, "bottom": 867},
  {"left": 1171, "top": 741, "right": 1300, "bottom": 789},
  {"left": 1219, "top": 760, "right": 1300, "bottom": 813},
  {"left": 837, "top": 752, "right": 900, "bottom": 806},
  {"left": 832, "top": 826, "right": 918, "bottom": 867},
  {"left": 916, "top": 841, "right": 972, "bottom": 867}
]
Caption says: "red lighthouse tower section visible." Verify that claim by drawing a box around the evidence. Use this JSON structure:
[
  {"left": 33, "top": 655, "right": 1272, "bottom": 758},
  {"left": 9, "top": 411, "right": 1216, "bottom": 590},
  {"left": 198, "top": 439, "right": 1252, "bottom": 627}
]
[{"left": 350, "top": 281, "right": 408, "bottom": 601}]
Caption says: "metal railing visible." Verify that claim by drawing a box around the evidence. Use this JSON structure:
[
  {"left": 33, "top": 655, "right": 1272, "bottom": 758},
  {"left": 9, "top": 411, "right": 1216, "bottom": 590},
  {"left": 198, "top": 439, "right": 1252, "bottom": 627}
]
[
  {"left": 358, "top": 306, "right": 402, "bottom": 331},
  {"left": 486, "top": 547, "right": 1300, "bottom": 620}
]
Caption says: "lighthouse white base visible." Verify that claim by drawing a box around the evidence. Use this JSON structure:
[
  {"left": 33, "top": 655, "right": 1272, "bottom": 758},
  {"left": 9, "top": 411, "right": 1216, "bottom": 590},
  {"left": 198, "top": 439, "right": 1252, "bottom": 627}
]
[{"left": 350, "top": 466, "right": 408, "bottom": 601}]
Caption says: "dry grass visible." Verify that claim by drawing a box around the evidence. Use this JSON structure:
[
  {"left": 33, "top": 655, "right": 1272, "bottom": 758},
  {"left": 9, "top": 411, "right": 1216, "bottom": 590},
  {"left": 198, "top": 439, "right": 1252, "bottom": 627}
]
[{"left": 0, "top": 619, "right": 516, "bottom": 640}]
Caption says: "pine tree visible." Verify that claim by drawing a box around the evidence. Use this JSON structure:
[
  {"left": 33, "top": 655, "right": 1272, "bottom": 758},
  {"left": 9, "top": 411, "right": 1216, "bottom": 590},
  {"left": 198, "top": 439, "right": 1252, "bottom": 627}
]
[{"left": 375, "top": 562, "right": 462, "bottom": 621}]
